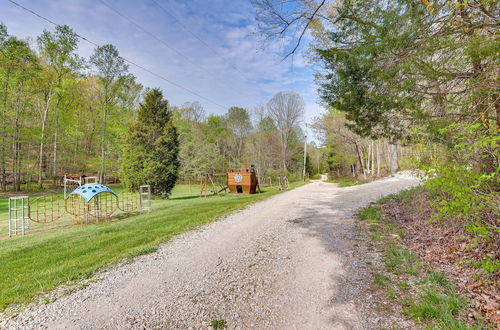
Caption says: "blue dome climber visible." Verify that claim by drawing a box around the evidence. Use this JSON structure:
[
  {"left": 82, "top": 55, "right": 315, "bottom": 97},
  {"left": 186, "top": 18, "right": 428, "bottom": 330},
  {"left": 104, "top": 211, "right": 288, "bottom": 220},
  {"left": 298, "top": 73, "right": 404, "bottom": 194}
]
[{"left": 68, "top": 184, "right": 117, "bottom": 202}]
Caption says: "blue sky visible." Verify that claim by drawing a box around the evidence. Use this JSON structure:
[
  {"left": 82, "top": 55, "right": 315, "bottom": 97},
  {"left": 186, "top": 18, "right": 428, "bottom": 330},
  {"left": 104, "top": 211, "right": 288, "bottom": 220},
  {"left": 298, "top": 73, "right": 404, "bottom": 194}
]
[{"left": 1, "top": 0, "right": 323, "bottom": 136}]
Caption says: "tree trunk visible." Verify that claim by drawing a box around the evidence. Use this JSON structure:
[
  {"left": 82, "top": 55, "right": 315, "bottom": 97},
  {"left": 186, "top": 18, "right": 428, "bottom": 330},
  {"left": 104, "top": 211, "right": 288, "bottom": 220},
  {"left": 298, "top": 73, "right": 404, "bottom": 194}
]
[
  {"left": 1, "top": 72, "right": 10, "bottom": 192},
  {"left": 389, "top": 137, "right": 399, "bottom": 175},
  {"left": 52, "top": 77, "right": 63, "bottom": 187},
  {"left": 281, "top": 135, "right": 288, "bottom": 173},
  {"left": 52, "top": 106, "right": 59, "bottom": 186},
  {"left": 376, "top": 140, "right": 380, "bottom": 177},
  {"left": 99, "top": 108, "right": 108, "bottom": 183},
  {"left": 366, "top": 143, "right": 371, "bottom": 176},
  {"left": 38, "top": 92, "right": 52, "bottom": 188},
  {"left": 371, "top": 141, "right": 375, "bottom": 175},
  {"left": 13, "top": 97, "right": 22, "bottom": 192},
  {"left": 354, "top": 141, "right": 366, "bottom": 180}
]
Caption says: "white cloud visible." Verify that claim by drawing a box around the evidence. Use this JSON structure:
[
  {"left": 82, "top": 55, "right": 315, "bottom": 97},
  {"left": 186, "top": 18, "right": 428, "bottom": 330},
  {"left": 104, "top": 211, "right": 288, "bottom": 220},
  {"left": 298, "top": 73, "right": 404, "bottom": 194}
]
[{"left": 1, "top": 0, "right": 323, "bottom": 121}]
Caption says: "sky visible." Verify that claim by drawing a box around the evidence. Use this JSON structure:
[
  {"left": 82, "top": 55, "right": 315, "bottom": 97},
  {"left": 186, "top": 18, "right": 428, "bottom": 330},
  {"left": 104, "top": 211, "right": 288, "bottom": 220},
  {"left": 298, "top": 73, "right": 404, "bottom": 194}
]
[{"left": 1, "top": 0, "right": 324, "bottom": 140}]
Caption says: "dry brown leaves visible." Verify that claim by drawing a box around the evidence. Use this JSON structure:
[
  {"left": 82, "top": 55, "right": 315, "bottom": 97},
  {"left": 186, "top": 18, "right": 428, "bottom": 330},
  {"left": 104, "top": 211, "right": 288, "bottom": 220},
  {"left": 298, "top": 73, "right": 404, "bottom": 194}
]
[{"left": 380, "top": 188, "right": 500, "bottom": 327}]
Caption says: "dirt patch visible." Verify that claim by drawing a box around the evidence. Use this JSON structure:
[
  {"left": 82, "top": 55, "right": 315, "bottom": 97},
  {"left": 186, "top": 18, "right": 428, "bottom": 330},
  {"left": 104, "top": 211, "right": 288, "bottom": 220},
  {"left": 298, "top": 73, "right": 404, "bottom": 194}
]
[{"left": 380, "top": 188, "right": 500, "bottom": 326}]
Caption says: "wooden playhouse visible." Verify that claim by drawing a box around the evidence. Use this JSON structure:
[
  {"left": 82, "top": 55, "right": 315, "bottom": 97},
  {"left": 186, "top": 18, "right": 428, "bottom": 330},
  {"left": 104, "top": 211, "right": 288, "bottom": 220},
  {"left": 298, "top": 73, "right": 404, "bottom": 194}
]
[{"left": 227, "top": 165, "right": 258, "bottom": 194}]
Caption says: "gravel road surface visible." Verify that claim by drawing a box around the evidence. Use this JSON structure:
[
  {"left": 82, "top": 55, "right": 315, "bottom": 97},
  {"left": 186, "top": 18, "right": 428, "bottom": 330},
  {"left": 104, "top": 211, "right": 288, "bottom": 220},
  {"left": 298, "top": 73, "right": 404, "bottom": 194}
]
[{"left": 1, "top": 174, "right": 419, "bottom": 329}]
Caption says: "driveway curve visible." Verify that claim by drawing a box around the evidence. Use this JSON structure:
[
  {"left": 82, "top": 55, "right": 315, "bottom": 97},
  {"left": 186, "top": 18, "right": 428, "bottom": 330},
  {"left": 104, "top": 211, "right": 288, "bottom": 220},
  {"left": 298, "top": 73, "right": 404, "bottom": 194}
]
[{"left": 1, "top": 174, "right": 419, "bottom": 329}]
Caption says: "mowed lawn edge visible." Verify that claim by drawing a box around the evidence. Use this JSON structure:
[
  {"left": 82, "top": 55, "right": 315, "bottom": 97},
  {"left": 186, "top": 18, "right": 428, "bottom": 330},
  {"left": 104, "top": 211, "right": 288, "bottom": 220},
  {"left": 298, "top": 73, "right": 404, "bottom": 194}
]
[{"left": 0, "top": 182, "right": 306, "bottom": 311}]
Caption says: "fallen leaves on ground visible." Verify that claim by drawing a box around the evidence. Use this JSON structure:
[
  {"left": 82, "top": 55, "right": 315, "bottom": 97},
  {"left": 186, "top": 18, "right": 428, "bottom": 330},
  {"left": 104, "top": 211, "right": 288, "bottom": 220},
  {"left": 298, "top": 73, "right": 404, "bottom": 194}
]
[{"left": 380, "top": 188, "right": 499, "bottom": 326}]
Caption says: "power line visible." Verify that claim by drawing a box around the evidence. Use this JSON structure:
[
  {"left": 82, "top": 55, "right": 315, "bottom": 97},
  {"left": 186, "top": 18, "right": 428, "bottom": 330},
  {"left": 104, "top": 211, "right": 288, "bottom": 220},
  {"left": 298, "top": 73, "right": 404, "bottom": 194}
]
[
  {"left": 6, "top": 0, "right": 229, "bottom": 110},
  {"left": 98, "top": 0, "right": 255, "bottom": 105},
  {"left": 150, "top": 0, "right": 248, "bottom": 78}
]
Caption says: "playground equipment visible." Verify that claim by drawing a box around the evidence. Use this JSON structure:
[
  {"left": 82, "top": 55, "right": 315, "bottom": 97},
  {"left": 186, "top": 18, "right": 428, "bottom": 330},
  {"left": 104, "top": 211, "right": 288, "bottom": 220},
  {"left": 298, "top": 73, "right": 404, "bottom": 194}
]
[
  {"left": 65, "top": 184, "right": 119, "bottom": 223},
  {"left": 30, "top": 195, "right": 65, "bottom": 223},
  {"left": 139, "top": 185, "right": 151, "bottom": 212},
  {"left": 63, "top": 174, "right": 99, "bottom": 199},
  {"left": 199, "top": 174, "right": 228, "bottom": 197},
  {"left": 6, "top": 184, "right": 152, "bottom": 237},
  {"left": 277, "top": 175, "right": 289, "bottom": 190},
  {"left": 8, "top": 196, "right": 30, "bottom": 237},
  {"left": 118, "top": 190, "right": 139, "bottom": 213},
  {"left": 227, "top": 165, "right": 259, "bottom": 194}
]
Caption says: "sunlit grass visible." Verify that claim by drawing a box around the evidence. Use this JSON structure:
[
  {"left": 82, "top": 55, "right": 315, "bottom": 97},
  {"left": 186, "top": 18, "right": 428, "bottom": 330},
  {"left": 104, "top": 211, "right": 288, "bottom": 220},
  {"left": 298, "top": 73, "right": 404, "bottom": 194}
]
[{"left": 0, "top": 182, "right": 304, "bottom": 310}]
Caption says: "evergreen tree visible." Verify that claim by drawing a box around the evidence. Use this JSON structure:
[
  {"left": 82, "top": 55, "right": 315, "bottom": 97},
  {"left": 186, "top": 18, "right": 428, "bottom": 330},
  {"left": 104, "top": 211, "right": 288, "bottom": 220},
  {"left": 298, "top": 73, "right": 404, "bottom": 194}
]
[{"left": 120, "top": 89, "right": 179, "bottom": 198}]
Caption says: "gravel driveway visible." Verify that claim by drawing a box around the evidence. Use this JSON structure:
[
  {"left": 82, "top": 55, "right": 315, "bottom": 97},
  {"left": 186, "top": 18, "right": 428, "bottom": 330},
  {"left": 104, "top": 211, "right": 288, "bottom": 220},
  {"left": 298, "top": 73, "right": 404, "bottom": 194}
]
[{"left": 1, "top": 174, "right": 419, "bottom": 329}]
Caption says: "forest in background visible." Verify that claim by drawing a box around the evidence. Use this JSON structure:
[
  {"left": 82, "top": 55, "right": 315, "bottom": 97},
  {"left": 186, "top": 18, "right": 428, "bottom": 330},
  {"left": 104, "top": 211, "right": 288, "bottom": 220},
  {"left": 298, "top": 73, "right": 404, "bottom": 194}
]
[{"left": 0, "top": 23, "right": 324, "bottom": 193}]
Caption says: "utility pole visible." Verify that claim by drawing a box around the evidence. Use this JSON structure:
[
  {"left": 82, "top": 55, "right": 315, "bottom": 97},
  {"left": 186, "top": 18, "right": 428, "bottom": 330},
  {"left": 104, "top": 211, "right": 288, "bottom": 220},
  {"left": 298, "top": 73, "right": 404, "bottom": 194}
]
[
  {"left": 318, "top": 151, "right": 324, "bottom": 175},
  {"left": 302, "top": 123, "right": 307, "bottom": 181}
]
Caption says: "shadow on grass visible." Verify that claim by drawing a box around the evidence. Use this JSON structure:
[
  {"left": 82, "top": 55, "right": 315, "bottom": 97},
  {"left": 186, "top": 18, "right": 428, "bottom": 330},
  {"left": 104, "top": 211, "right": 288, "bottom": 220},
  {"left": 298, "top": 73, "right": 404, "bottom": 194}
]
[{"left": 170, "top": 195, "right": 201, "bottom": 201}]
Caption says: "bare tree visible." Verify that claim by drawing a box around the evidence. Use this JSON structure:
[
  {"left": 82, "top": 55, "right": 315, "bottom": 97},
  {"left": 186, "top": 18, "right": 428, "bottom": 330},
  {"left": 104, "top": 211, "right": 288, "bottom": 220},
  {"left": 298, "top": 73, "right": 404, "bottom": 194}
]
[
  {"left": 253, "top": 0, "right": 329, "bottom": 59},
  {"left": 226, "top": 107, "right": 252, "bottom": 160},
  {"left": 266, "top": 91, "right": 305, "bottom": 171},
  {"left": 180, "top": 101, "right": 206, "bottom": 124}
]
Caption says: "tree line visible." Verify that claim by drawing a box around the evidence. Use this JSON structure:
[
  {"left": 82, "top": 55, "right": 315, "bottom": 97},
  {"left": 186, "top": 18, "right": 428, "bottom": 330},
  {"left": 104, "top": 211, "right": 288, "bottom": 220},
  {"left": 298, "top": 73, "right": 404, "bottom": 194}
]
[
  {"left": 0, "top": 23, "right": 308, "bottom": 193},
  {"left": 256, "top": 0, "right": 498, "bottom": 224}
]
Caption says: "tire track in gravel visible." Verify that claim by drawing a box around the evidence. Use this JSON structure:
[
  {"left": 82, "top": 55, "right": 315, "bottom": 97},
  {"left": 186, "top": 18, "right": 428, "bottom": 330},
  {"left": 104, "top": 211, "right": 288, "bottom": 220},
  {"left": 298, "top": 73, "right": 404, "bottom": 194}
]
[{"left": 0, "top": 174, "right": 419, "bottom": 329}]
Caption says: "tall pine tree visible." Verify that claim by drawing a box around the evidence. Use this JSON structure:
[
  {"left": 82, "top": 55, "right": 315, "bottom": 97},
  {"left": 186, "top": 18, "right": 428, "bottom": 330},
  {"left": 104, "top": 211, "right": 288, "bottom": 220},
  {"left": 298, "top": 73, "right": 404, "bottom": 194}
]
[{"left": 120, "top": 89, "right": 179, "bottom": 198}]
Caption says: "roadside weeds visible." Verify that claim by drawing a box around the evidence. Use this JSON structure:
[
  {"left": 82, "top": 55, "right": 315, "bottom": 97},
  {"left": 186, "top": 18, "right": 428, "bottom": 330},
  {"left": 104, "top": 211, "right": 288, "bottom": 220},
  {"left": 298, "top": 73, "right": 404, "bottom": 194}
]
[{"left": 357, "top": 193, "right": 494, "bottom": 329}]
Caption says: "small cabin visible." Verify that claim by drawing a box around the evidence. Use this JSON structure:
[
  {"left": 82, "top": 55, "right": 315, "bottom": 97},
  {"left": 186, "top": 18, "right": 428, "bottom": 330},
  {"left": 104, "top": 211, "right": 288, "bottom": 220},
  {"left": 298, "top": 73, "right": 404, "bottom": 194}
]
[{"left": 227, "top": 166, "right": 258, "bottom": 194}]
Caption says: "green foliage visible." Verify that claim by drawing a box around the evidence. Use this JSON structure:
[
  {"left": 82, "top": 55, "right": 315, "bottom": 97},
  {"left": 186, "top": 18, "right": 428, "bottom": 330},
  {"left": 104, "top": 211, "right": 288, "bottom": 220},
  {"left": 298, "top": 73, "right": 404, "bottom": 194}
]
[
  {"left": 356, "top": 204, "right": 383, "bottom": 223},
  {"left": 404, "top": 285, "right": 470, "bottom": 329},
  {"left": 210, "top": 319, "right": 227, "bottom": 329},
  {"left": 471, "top": 257, "right": 500, "bottom": 274},
  {"left": 226, "top": 106, "right": 252, "bottom": 159},
  {"left": 0, "top": 23, "right": 309, "bottom": 193},
  {"left": 37, "top": 25, "right": 82, "bottom": 75},
  {"left": 312, "top": 0, "right": 499, "bottom": 230},
  {"left": 121, "top": 89, "right": 180, "bottom": 198},
  {"left": 383, "top": 243, "right": 420, "bottom": 275},
  {"left": 423, "top": 124, "right": 499, "bottom": 236}
]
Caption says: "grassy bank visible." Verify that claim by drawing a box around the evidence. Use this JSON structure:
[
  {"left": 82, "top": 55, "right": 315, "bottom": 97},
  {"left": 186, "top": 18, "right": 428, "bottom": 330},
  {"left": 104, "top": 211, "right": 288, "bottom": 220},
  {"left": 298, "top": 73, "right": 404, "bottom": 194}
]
[
  {"left": 357, "top": 190, "right": 492, "bottom": 329},
  {"left": 0, "top": 182, "right": 305, "bottom": 310}
]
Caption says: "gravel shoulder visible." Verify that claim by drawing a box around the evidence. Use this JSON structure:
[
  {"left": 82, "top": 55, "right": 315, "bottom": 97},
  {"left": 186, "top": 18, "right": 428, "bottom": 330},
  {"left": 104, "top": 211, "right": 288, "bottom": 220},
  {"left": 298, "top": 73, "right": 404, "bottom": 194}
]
[{"left": 0, "top": 174, "right": 419, "bottom": 329}]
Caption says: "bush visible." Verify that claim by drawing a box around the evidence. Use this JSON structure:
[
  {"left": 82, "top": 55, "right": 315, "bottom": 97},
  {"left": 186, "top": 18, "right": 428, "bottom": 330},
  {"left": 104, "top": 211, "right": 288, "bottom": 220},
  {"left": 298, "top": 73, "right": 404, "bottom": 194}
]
[{"left": 422, "top": 124, "right": 499, "bottom": 236}]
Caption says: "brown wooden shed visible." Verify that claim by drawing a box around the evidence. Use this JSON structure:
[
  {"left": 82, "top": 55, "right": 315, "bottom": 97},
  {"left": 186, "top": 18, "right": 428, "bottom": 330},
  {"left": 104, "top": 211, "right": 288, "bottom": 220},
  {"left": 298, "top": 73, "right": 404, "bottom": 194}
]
[{"left": 227, "top": 166, "right": 258, "bottom": 194}]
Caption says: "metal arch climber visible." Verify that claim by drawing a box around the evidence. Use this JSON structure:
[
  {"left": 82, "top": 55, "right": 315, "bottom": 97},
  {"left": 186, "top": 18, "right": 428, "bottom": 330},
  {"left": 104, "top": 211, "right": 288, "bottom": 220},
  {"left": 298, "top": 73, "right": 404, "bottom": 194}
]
[
  {"left": 6, "top": 184, "right": 153, "bottom": 237},
  {"left": 64, "top": 184, "right": 119, "bottom": 223},
  {"left": 117, "top": 190, "right": 140, "bottom": 213},
  {"left": 29, "top": 195, "right": 65, "bottom": 223},
  {"left": 63, "top": 184, "right": 151, "bottom": 223}
]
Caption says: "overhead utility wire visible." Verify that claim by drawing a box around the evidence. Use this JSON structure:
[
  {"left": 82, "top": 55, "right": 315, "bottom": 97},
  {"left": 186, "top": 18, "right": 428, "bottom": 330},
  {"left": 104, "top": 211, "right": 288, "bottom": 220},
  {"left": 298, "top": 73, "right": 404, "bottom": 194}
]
[
  {"left": 150, "top": 0, "right": 248, "bottom": 78},
  {"left": 6, "top": 0, "right": 228, "bottom": 110},
  {"left": 99, "top": 0, "right": 255, "bottom": 105}
]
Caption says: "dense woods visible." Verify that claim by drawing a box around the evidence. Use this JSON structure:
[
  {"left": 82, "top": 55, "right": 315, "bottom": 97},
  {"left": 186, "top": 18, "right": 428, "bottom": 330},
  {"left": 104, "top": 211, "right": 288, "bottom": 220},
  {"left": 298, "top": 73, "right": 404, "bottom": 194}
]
[
  {"left": 0, "top": 24, "right": 142, "bottom": 191},
  {"left": 0, "top": 23, "right": 310, "bottom": 193},
  {"left": 256, "top": 0, "right": 499, "bottom": 221}
]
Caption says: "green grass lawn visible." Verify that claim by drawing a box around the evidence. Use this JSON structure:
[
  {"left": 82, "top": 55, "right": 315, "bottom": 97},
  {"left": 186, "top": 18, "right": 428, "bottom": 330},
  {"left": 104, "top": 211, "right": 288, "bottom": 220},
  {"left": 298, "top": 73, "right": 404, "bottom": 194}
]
[{"left": 0, "top": 182, "right": 304, "bottom": 310}]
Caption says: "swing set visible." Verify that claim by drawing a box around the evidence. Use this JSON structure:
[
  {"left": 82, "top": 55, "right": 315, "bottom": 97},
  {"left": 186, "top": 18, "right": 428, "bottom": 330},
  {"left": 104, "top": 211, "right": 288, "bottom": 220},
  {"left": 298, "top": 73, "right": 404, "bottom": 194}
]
[{"left": 199, "top": 173, "right": 228, "bottom": 197}]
